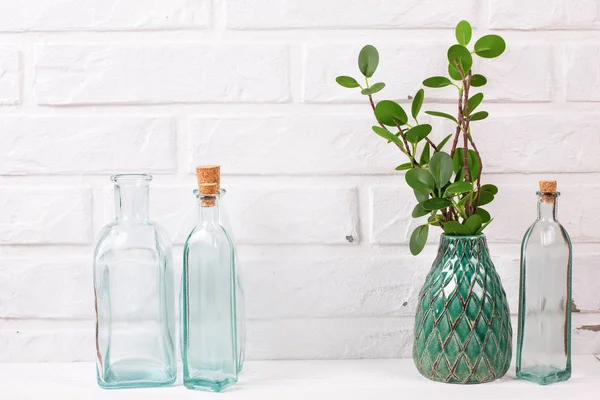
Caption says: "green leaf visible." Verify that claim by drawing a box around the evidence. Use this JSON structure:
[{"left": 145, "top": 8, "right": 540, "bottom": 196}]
[
  {"left": 372, "top": 126, "right": 405, "bottom": 149},
  {"left": 419, "top": 142, "right": 431, "bottom": 165},
  {"left": 437, "top": 134, "right": 453, "bottom": 151},
  {"left": 466, "top": 93, "right": 484, "bottom": 113},
  {"left": 358, "top": 45, "right": 379, "bottom": 78},
  {"left": 448, "top": 63, "right": 462, "bottom": 81},
  {"left": 429, "top": 152, "right": 453, "bottom": 188},
  {"left": 361, "top": 82, "right": 385, "bottom": 95},
  {"left": 405, "top": 124, "right": 432, "bottom": 144},
  {"left": 422, "top": 197, "right": 452, "bottom": 211},
  {"left": 475, "top": 208, "right": 491, "bottom": 223},
  {"left": 395, "top": 163, "right": 412, "bottom": 171},
  {"left": 336, "top": 76, "right": 360, "bottom": 88},
  {"left": 455, "top": 20, "right": 472, "bottom": 46},
  {"left": 428, "top": 215, "right": 442, "bottom": 227},
  {"left": 447, "top": 44, "right": 473, "bottom": 74},
  {"left": 423, "top": 76, "right": 452, "bottom": 88},
  {"left": 410, "top": 225, "right": 429, "bottom": 256},
  {"left": 478, "top": 191, "right": 495, "bottom": 206},
  {"left": 445, "top": 181, "right": 473, "bottom": 194},
  {"left": 471, "top": 74, "right": 487, "bottom": 87},
  {"left": 470, "top": 111, "right": 489, "bottom": 121},
  {"left": 468, "top": 150, "right": 480, "bottom": 179},
  {"left": 405, "top": 168, "right": 435, "bottom": 193},
  {"left": 412, "top": 89, "right": 424, "bottom": 119},
  {"left": 375, "top": 100, "right": 408, "bottom": 127},
  {"left": 443, "top": 221, "right": 471, "bottom": 236},
  {"left": 480, "top": 184, "right": 499, "bottom": 195},
  {"left": 414, "top": 190, "right": 429, "bottom": 203},
  {"left": 464, "top": 214, "right": 483, "bottom": 235},
  {"left": 452, "top": 148, "right": 480, "bottom": 179},
  {"left": 412, "top": 203, "right": 430, "bottom": 218},
  {"left": 425, "top": 111, "right": 458, "bottom": 124},
  {"left": 474, "top": 35, "right": 506, "bottom": 59}
]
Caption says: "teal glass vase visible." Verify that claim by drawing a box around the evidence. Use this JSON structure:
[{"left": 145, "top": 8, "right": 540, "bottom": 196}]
[
  {"left": 182, "top": 187, "right": 238, "bottom": 392},
  {"left": 516, "top": 185, "right": 572, "bottom": 385},
  {"left": 413, "top": 234, "right": 512, "bottom": 383},
  {"left": 93, "top": 174, "right": 176, "bottom": 389}
]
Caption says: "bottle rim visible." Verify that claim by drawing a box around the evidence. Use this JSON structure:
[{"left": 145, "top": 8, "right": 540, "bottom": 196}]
[
  {"left": 536, "top": 191, "right": 561, "bottom": 197},
  {"left": 193, "top": 188, "right": 226, "bottom": 198},
  {"left": 111, "top": 174, "right": 153, "bottom": 183}
]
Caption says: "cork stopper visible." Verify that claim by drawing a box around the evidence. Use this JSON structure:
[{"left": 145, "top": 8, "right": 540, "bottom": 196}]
[
  {"left": 196, "top": 165, "right": 220, "bottom": 207},
  {"left": 539, "top": 180, "right": 557, "bottom": 203}
]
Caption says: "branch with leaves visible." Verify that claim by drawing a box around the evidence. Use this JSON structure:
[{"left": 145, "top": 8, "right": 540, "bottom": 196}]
[{"left": 336, "top": 20, "right": 506, "bottom": 255}]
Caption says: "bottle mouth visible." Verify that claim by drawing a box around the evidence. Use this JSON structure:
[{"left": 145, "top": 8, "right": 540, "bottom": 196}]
[
  {"left": 193, "top": 188, "right": 226, "bottom": 198},
  {"left": 111, "top": 174, "right": 153, "bottom": 183},
  {"left": 537, "top": 191, "right": 560, "bottom": 197}
]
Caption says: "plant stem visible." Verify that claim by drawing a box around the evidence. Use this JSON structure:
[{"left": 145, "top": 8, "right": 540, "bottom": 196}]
[
  {"left": 468, "top": 135, "right": 483, "bottom": 209},
  {"left": 425, "top": 137, "right": 439, "bottom": 152}
]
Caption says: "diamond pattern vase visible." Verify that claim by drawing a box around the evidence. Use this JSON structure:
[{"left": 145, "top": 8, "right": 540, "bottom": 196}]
[{"left": 413, "top": 234, "right": 512, "bottom": 383}]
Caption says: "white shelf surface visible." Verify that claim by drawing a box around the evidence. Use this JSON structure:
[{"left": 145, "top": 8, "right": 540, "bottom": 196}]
[{"left": 1, "top": 356, "right": 599, "bottom": 399}]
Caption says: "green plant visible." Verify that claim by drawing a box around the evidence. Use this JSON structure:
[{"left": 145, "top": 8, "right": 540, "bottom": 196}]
[{"left": 336, "top": 20, "right": 506, "bottom": 255}]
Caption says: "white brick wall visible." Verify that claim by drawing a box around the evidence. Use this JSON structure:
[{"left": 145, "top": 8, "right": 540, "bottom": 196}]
[{"left": 1, "top": 0, "right": 599, "bottom": 362}]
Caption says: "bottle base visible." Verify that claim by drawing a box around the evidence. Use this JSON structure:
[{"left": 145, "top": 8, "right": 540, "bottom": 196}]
[
  {"left": 184, "top": 377, "right": 238, "bottom": 392},
  {"left": 517, "top": 367, "right": 571, "bottom": 385},
  {"left": 97, "top": 361, "right": 176, "bottom": 389}
]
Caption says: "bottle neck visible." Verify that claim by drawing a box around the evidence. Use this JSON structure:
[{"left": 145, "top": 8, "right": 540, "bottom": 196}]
[
  {"left": 537, "top": 193, "right": 558, "bottom": 221},
  {"left": 115, "top": 183, "right": 150, "bottom": 222},
  {"left": 196, "top": 194, "right": 220, "bottom": 226}
]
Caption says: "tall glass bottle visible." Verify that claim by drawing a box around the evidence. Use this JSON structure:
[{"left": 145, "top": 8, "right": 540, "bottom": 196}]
[
  {"left": 517, "top": 181, "right": 572, "bottom": 385},
  {"left": 182, "top": 166, "right": 238, "bottom": 392},
  {"left": 93, "top": 174, "right": 176, "bottom": 389},
  {"left": 219, "top": 188, "right": 246, "bottom": 373}
]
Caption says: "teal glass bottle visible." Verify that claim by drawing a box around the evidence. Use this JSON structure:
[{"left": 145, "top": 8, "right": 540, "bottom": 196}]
[
  {"left": 182, "top": 167, "right": 238, "bottom": 392},
  {"left": 413, "top": 234, "right": 512, "bottom": 383},
  {"left": 517, "top": 182, "right": 572, "bottom": 385},
  {"left": 93, "top": 174, "right": 176, "bottom": 389},
  {"left": 220, "top": 188, "right": 246, "bottom": 373}
]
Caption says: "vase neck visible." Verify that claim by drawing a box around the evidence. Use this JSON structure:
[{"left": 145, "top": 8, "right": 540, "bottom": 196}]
[{"left": 438, "top": 234, "right": 490, "bottom": 259}]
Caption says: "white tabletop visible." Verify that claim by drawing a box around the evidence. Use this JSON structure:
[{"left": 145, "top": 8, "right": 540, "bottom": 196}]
[{"left": 1, "top": 356, "right": 599, "bottom": 399}]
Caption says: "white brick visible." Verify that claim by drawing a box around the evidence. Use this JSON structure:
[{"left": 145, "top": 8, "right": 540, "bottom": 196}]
[
  {"left": 248, "top": 318, "right": 414, "bottom": 360},
  {"left": 244, "top": 256, "right": 430, "bottom": 319},
  {"left": 370, "top": 186, "right": 422, "bottom": 245},
  {"left": 100, "top": 185, "right": 359, "bottom": 245},
  {"left": 227, "top": 186, "right": 359, "bottom": 245},
  {"left": 489, "top": 0, "right": 600, "bottom": 29},
  {"left": 0, "top": 187, "right": 92, "bottom": 244},
  {"left": 573, "top": 254, "right": 600, "bottom": 311},
  {"left": 371, "top": 183, "right": 598, "bottom": 244},
  {"left": 226, "top": 0, "right": 476, "bottom": 29},
  {"left": 0, "top": 48, "right": 21, "bottom": 104},
  {"left": 35, "top": 45, "right": 290, "bottom": 105},
  {"left": 0, "top": 117, "right": 176, "bottom": 174},
  {"left": 0, "top": 258, "right": 92, "bottom": 319},
  {"left": 188, "top": 116, "right": 403, "bottom": 175},
  {"left": 0, "top": 328, "right": 93, "bottom": 362},
  {"left": 478, "top": 113, "right": 600, "bottom": 173},
  {"left": 304, "top": 43, "right": 552, "bottom": 103},
  {"left": 567, "top": 44, "right": 600, "bottom": 101},
  {"left": 0, "top": 0, "right": 209, "bottom": 31}
]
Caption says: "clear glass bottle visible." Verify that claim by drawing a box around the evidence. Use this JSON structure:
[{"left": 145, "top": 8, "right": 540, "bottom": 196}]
[
  {"left": 93, "top": 174, "right": 176, "bottom": 389},
  {"left": 517, "top": 181, "right": 572, "bottom": 385},
  {"left": 182, "top": 183, "right": 238, "bottom": 392},
  {"left": 219, "top": 188, "right": 246, "bottom": 373}
]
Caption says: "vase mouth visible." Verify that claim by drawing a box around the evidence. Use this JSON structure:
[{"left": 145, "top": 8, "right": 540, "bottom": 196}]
[{"left": 440, "top": 233, "right": 486, "bottom": 240}]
